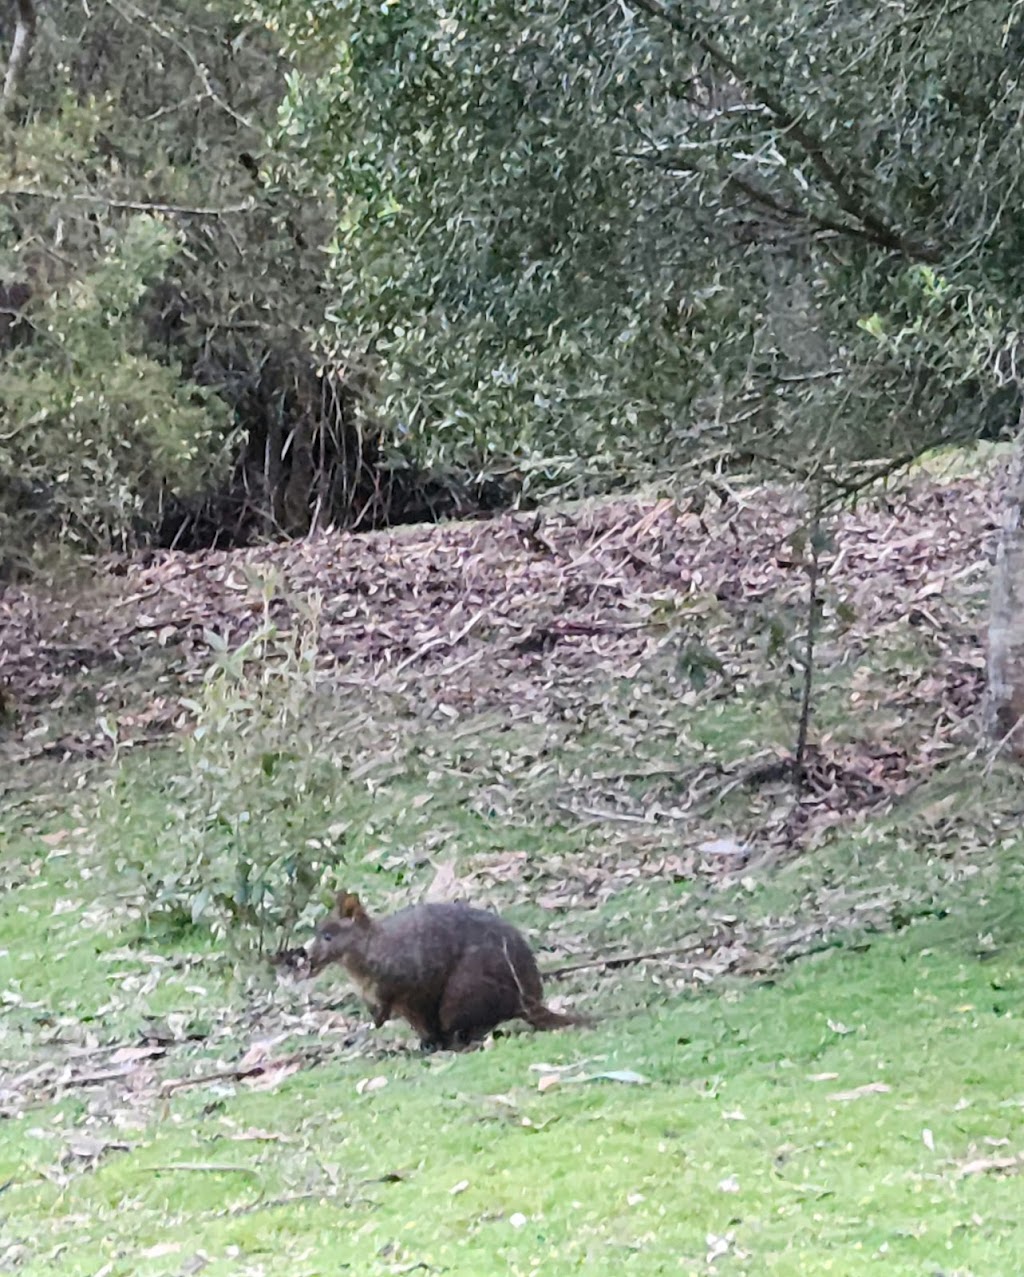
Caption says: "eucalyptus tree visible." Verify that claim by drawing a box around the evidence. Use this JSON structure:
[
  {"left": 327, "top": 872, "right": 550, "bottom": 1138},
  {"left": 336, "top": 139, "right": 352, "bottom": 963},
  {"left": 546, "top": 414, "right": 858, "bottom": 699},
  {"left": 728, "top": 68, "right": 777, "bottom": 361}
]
[
  {"left": 249, "top": 0, "right": 1024, "bottom": 479},
  {"left": 252, "top": 0, "right": 1024, "bottom": 749},
  {"left": 0, "top": 0, "right": 336, "bottom": 560}
]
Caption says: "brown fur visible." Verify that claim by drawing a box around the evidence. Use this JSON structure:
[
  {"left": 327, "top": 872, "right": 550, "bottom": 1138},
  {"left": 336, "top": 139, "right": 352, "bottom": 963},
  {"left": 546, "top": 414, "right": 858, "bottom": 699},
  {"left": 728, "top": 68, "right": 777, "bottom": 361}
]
[{"left": 307, "top": 891, "right": 588, "bottom": 1049}]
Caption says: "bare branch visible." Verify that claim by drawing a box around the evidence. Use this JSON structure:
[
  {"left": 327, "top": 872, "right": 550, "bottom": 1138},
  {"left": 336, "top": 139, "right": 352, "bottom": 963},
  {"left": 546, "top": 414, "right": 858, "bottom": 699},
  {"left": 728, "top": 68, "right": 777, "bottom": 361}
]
[
  {"left": 0, "top": 188, "right": 255, "bottom": 218},
  {"left": 628, "top": 0, "right": 940, "bottom": 262},
  {"left": 104, "top": 0, "right": 255, "bottom": 133},
  {"left": 2, "top": 0, "right": 37, "bottom": 118},
  {"left": 793, "top": 490, "right": 824, "bottom": 783}
]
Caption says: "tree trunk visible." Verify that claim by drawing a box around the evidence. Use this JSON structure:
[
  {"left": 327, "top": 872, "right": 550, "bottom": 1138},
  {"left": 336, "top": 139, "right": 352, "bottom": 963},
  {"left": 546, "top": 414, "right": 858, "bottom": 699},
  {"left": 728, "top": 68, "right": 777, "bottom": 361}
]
[
  {"left": 985, "top": 417, "right": 1024, "bottom": 760},
  {"left": 2, "top": 0, "right": 37, "bottom": 117}
]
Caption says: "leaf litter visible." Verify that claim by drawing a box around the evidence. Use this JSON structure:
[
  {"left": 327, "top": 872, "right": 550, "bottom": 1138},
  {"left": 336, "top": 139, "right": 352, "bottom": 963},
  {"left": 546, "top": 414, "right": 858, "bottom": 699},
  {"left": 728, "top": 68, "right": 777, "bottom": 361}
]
[{"left": 0, "top": 465, "right": 1011, "bottom": 1119}]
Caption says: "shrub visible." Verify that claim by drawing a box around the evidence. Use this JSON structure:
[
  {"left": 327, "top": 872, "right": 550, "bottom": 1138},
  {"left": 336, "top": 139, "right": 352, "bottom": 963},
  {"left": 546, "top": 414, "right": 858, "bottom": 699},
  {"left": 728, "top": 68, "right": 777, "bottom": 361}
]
[{"left": 102, "top": 577, "right": 348, "bottom": 952}]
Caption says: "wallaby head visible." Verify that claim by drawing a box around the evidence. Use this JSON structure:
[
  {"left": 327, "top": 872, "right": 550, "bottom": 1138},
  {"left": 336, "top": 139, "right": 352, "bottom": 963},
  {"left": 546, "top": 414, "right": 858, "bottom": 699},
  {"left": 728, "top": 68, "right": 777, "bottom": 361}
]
[{"left": 307, "top": 890, "right": 372, "bottom": 975}]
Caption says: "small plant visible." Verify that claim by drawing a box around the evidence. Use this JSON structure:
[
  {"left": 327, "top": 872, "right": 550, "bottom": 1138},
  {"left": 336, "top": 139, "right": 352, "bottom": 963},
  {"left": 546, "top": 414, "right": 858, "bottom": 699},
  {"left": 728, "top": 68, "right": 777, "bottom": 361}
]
[{"left": 103, "top": 572, "right": 352, "bottom": 952}]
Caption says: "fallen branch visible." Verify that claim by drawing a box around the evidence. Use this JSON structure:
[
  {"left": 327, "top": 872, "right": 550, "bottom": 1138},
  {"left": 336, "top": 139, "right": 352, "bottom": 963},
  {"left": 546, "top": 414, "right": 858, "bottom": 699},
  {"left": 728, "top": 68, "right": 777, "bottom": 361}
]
[
  {"left": 389, "top": 608, "right": 487, "bottom": 677},
  {"left": 145, "top": 1162, "right": 260, "bottom": 1176},
  {"left": 0, "top": 188, "right": 254, "bottom": 218},
  {"left": 546, "top": 941, "right": 706, "bottom": 978},
  {"left": 159, "top": 1045, "right": 329, "bottom": 1095}
]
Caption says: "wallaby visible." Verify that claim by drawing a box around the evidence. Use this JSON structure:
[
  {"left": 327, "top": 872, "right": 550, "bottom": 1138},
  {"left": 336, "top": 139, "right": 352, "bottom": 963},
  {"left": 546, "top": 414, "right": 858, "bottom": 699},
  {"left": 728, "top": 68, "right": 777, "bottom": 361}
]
[{"left": 307, "top": 891, "right": 589, "bottom": 1049}]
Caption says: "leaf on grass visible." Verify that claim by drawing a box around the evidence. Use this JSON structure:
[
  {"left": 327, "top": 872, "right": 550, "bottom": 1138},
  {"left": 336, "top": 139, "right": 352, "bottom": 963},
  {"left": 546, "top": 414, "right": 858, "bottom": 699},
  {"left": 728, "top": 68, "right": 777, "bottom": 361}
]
[
  {"left": 356, "top": 1075, "right": 388, "bottom": 1095},
  {"left": 827, "top": 1082, "right": 891, "bottom": 1101},
  {"left": 475, "top": 851, "right": 528, "bottom": 884},
  {"left": 109, "top": 1045, "right": 165, "bottom": 1065},
  {"left": 64, "top": 1135, "right": 132, "bottom": 1162},
  {"left": 585, "top": 1069, "right": 649, "bottom": 1085},
  {"left": 424, "top": 861, "right": 460, "bottom": 902},
  {"left": 237, "top": 1041, "right": 274, "bottom": 1071},
  {"left": 956, "top": 1153, "right": 1024, "bottom": 1179},
  {"left": 39, "top": 831, "right": 73, "bottom": 847},
  {"left": 559, "top": 1069, "right": 650, "bottom": 1087},
  {"left": 536, "top": 890, "right": 577, "bottom": 911},
  {"left": 705, "top": 1233, "right": 733, "bottom": 1263},
  {"left": 698, "top": 838, "right": 748, "bottom": 858},
  {"left": 226, "top": 1128, "right": 295, "bottom": 1144}
]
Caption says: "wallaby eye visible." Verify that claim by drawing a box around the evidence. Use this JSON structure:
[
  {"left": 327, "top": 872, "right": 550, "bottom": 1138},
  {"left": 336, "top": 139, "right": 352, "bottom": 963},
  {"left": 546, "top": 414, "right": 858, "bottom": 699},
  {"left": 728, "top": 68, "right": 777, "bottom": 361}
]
[{"left": 319, "top": 926, "right": 337, "bottom": 941}]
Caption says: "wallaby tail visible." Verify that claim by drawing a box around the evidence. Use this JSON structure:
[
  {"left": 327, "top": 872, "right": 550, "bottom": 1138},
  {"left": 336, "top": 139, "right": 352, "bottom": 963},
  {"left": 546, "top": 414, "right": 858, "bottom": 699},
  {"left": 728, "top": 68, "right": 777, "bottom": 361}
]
[{"left": 523, "top": 1002, "right": 593, "bottom": 1032}]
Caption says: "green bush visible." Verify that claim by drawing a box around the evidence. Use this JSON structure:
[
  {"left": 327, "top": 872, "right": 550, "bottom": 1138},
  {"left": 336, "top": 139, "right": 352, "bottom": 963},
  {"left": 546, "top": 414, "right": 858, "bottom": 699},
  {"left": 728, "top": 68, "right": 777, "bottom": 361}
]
[
  {"left": 101, "top": 578, "right": 347, "bottom": 952},
  {"left": 0, "top": 215, "right": 231, "bottom": 559}
]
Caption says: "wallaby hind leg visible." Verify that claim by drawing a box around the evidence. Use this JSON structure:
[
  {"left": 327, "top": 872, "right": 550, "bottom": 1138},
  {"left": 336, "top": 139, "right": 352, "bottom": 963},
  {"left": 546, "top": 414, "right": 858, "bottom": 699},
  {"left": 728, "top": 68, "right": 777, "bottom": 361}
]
[
  {"left": 438, "top": 950, "right": 533, "bottom": 1044},
  {"left": 390, "top": 997, "right": 445, "bottom": 1050}
]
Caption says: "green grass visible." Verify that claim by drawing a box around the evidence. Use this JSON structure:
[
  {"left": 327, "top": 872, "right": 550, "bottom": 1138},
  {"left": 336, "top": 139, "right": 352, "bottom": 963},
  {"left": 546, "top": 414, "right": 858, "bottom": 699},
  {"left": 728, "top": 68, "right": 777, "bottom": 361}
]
[
  {"left": 4, "top": 906, "right": 1024, "bottom": 1276},
  {"left": 3, "top": 751, "right": 1024, "bottom": 1277},
  {"left": 3, "top": 485, "right": 1022, "bottom": 1275}
]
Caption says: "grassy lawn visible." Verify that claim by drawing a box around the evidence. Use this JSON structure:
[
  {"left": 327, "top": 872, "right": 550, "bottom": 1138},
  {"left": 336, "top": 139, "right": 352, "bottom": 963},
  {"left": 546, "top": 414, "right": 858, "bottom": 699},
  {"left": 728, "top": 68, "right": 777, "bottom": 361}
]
[
  {"left": 3, "top": 747, "right": 1023, "bottom": 1277},
  {"left": 1, "top": 466, "right": 1018, "bottom": 1275}
]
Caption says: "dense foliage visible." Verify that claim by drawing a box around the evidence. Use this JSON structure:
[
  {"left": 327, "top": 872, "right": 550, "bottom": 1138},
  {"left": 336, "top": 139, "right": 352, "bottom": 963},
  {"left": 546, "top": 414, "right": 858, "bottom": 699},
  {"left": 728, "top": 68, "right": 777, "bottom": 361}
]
[
  {"left": 0, "top": 0, "right": 348, "bottom": 562},
  {"left": 3, "top": 0, "right": 1023, "bottom": 551},
  {"left": 252, "top": 0, "right": 1024, "bottom": 485},
  {"left": 0, "top": 216, "right": 230, "bottom": 554}
]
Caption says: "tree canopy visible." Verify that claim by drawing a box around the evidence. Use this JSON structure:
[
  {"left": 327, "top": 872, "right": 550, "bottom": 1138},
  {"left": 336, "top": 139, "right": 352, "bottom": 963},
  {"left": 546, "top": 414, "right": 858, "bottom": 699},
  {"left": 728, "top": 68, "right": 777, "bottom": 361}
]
[
  {"left": 3, "top": 0, "right": 1023, "bottom": 559},
  {"left": 251, "top": 0, "right": 1024, "bottom": 485}
]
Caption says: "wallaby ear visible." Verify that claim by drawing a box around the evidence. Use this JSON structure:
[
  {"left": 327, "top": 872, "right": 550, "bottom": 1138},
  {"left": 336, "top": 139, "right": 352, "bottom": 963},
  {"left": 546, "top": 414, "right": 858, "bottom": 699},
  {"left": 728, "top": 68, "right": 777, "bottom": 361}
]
[{"left": 338, "top": 891, "right": 367, "bottom": 921}]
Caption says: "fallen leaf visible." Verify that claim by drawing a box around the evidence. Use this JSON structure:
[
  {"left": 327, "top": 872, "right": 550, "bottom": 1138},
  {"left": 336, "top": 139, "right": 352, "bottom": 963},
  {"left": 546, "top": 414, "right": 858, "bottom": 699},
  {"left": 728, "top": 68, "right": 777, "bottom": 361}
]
[
  {"left": 705, "top": 1232, "right": 733, "bottom": 1263},
  {"left": 64, "top": 1135, "right": 131, "bottom": 1161},
  {"left": 827, "top": 1082, "right": 891, "bottom": 1101},
  {"left": 39, "top": 831, "right": 72, "bottom": 847},
  {"left": 226, "top": 1128, "right": 294, "bottom": 1144},
  {"left": 585, "top": 1069, "right": 649, "bottom": 1086},
  {"left": 956, "top": 1153, "right": 1024, "bottom": 1179},
  {"left": 424, "top": 861, "right": 460, "bottom": 902},
  {"left": 236, "top": 1042, "right": 271, "bottom": 1071},
  {"left": 109, "top": 1045, "right": 165, "bottom": 1065},
  {"left": 356, "top": 1075, "right": 388, "bottom": 1095},
  {"left": 698, "top": 838, "right": 748, "bottom": 857}
]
